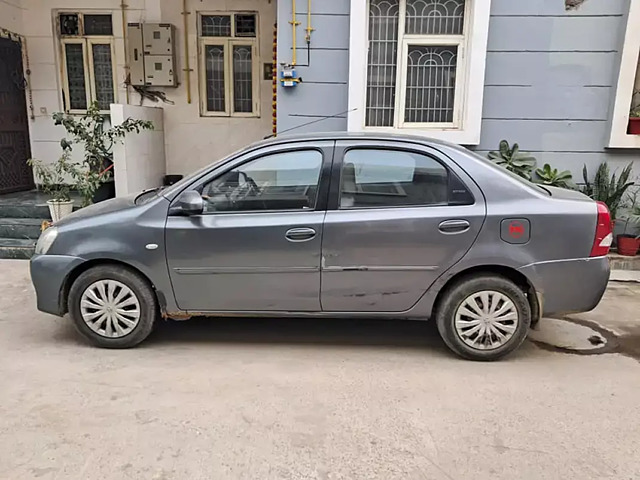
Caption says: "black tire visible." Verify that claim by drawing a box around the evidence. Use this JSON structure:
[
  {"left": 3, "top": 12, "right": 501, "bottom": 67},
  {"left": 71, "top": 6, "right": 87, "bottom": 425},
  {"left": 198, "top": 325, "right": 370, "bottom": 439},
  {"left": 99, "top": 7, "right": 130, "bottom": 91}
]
[
  {"left": 435, "top": 275, "right": 531, "bottom": 361},
  {"left": 68, "top": 265, "right": 158, "bottom": 349}
]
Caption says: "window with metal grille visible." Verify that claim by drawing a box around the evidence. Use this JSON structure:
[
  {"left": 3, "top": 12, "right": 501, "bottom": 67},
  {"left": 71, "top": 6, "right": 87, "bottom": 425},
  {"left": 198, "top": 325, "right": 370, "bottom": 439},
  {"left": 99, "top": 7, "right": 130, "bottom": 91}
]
[
  {"left": 366, "top": 0, "right": 466, "bottom": 128},
  {"left": 201, "top": 15, "right": 232, "bottom": 37},
  {"left": 83, "top": 15, "right": 113, "bottom": 36},
  {"left": 199, "top": 12, "right": 259, "bottom": 117},
  {"left": 58, "top": 12, "right": 115, "bottom": 112}
]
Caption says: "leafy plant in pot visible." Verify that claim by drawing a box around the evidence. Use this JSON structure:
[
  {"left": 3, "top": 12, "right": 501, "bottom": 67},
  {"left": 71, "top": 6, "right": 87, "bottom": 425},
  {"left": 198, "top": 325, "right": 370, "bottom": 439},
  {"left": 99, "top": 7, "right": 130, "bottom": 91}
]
[
  {"left": 616, "top": 206, "right": 640, "bottom": 256},
  {"left": 580, "top": 162, "right": 634, "bottom": 228},
  {"left": 628, "top": 89, "right": 640, "bottom": 135},
  {"left": 488, "top": 140, "right": 537, "bottom": 180},
  {"left": 53, "top": 102, "right": 154, "bottom": 207},
  {"left": 28, "top": 152, "right": 76, "bottom": 223}
]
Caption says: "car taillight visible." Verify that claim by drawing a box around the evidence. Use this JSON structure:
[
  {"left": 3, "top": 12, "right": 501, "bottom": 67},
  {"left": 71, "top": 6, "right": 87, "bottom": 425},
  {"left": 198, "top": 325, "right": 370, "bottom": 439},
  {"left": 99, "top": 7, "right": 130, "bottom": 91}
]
[{"left": 590, "top": 201, "right": 613, "bottom": 257}]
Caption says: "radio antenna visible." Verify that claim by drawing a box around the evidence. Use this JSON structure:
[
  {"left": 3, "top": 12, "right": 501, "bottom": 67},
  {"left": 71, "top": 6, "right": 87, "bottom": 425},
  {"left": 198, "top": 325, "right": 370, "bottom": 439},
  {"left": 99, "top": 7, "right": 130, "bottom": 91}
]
[{"left": 264, "top": 108, "right": 357, "bottom": 139}]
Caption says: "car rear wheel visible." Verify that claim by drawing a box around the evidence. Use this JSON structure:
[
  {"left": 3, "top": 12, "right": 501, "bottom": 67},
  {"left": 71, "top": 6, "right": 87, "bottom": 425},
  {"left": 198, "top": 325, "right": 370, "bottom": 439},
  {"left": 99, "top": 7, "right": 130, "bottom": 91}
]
[
  {"left": 68, "top": 265, "right": 157, "bottom": 348},
  {"left": 435, "top": 275, "right": 531, "bottom": 361}
]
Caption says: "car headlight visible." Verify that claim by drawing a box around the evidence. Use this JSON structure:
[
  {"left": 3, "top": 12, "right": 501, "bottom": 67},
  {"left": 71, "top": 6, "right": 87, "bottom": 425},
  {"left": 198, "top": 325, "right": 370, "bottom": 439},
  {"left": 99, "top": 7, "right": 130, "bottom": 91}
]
[{"left": 35, "top": 227, "right": 58, "bottom": 255}]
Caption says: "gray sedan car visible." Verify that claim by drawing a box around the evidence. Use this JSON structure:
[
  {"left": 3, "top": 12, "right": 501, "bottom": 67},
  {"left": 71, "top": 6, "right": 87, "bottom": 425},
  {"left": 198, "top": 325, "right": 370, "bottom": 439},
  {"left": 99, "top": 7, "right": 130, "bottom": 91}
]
[{"left": 30, "top": 133, "right": 612, "bottom": 361}]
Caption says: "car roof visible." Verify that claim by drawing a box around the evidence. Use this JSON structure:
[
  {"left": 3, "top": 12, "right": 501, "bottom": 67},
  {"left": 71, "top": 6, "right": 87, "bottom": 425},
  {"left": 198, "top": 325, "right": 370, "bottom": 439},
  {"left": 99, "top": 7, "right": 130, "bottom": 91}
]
[{"left": 253, "top": 131, "right": 468, "bottom": 153}]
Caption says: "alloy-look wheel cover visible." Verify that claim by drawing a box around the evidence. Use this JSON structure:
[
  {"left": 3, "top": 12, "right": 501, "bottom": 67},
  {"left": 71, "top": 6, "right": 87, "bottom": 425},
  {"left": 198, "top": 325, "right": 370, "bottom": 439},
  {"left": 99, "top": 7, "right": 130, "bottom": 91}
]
[
  {"left": 454, "top": 290, "right": 519, "bottom": 351},
  {"left": 80, "top": 280, "right": 141, "bottom": 338}
]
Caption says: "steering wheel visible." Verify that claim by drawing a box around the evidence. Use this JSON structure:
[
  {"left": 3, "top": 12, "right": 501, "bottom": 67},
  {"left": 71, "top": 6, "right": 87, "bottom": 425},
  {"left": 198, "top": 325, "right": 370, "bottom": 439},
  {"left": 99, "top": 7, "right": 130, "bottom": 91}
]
[
  {"left": 239, "top": 172, "right": 260, "bottom": 193},
  {"left": 226, "top": 172, "right": 263, "bottom": 208}
]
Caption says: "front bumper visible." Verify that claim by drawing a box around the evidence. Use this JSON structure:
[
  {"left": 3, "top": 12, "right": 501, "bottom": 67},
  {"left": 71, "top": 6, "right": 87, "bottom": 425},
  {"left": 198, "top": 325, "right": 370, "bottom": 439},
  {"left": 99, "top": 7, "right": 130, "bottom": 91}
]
[
  {"left": 518, "top": 256, "right": 610, "bottom": 316},
  {"left": 30, "top": 254, "right": 85, "bottom": 316}
]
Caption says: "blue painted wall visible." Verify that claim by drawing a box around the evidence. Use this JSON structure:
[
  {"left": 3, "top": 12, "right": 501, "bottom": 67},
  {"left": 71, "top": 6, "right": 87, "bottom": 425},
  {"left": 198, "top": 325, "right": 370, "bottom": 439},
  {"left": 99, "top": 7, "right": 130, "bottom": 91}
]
[
  {"left": 276, "top": 0, "right": 350, "bottom": 134},
  {"left": 476, "top": 0, "right": 639, "bottom": 179},
  {"left": 276, "top": 0, "right": 640, "bottom": 179}
]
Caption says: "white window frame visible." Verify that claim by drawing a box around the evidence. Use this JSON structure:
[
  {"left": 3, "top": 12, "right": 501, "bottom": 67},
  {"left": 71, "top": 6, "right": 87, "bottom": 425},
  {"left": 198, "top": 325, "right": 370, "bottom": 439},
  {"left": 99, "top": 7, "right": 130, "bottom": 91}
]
[
  {"left": 57, "top": 12, "right": 117, "bottom": 114},
  {"left": 197, "top": 12, "right": 260, "bottom": 118},
  {"left": 347, "top": 0, "right": 491, "bottom": 145},
  {"left": 608, "top": 0, "right": 640, "bottom": 148}
]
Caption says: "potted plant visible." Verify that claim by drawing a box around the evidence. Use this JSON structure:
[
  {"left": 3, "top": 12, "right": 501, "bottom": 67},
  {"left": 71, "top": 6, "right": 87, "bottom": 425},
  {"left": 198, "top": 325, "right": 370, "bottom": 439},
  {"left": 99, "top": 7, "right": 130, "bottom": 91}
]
[
  {"left": 628, "top": 90, "right": 640, "bottom": 135},
  {"left": 488, "top": 140, "right": 537, "bottom": 180},
  {"left": 580, "top": 162, "right": 634, "bottom": 225},
  {"left": 53, "top": 102, "right": 153, "bottom": 207},
  {"left": 616, "top": 205, "right": 640, "bottom": 256},
  {"left": 27, "top": 152, "right": 75, "bottom": 222}
]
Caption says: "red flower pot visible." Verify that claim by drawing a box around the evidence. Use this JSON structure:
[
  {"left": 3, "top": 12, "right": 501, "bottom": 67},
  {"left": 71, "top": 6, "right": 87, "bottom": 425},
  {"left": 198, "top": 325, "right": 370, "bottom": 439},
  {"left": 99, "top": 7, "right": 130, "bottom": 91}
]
[
  {"left": 617, "top": 235, "right": 639, "bottom": 256},
  {"left": 628, "top": 117, "right": 640, "bottom": 135}
]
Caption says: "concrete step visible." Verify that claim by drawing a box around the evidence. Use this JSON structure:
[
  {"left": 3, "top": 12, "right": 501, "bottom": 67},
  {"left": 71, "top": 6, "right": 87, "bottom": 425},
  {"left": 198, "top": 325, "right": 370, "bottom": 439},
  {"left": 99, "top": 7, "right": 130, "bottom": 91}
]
[
  {"left": 609, "top": 252, "right": 640, "bottom": 270},
  {"left": 0, "top": 218, "right": 44, "bottom": 240},
  {"left": 0, "top": 238, "right": 36, "bottom": 260},
  {"left": 608, "top": 253, "right": 640, "bottom": 272},
  {"left": 0, "top": 203, "right": 51, "bottom": 220}
]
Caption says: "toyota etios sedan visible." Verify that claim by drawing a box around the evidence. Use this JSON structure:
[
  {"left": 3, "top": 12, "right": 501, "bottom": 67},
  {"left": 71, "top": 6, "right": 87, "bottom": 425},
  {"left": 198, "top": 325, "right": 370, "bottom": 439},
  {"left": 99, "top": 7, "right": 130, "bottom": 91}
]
[{"left": 30, "top": 133, "right": 611, "bottom": 361}]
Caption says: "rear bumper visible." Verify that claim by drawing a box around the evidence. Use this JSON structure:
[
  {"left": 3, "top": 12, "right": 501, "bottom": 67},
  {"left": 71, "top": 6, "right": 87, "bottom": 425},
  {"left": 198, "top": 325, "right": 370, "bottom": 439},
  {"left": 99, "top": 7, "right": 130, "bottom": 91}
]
[
  {"left": 518, "top": 256, "right": 610, "bottom": 316},
  {"left": 30, "top": 254, "right": 85, "bottom": 316}
]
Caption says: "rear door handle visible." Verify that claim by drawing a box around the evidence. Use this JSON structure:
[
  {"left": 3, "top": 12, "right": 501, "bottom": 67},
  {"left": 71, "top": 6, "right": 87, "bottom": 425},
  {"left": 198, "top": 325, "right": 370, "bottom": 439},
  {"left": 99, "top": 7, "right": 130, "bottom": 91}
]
[
  {"left": 285, "top": 227, "right": 317, "bottom": 242},
  {"left": 438, "top": 219, "right": 470, "bottom": 234}
]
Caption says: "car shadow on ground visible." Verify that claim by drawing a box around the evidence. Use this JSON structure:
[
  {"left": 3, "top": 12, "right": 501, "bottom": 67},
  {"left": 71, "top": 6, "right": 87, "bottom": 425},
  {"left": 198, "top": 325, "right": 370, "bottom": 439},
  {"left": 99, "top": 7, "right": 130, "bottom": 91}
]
[
  {"left": 145, "top": 316, "right": 450, "bottom": 353},
  {"left": 51, "top": 315, "right": 543, "bottom": 359}
]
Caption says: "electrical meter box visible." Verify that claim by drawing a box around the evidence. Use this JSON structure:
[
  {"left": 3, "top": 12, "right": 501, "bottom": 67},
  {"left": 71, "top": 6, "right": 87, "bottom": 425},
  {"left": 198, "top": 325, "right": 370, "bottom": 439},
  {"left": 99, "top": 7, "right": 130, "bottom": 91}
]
[{"left": 127, "top": 23, "right": 177, "bottom": 87}]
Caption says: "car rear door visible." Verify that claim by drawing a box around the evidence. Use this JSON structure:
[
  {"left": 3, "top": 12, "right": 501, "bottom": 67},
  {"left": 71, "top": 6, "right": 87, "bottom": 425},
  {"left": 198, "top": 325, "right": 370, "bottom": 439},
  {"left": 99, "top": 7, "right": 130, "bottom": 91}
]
[
  {"left": 320, "top": 140, "right": 486, "bottom": 313},
  {"left": 165, "top": 141, "right": 334, "bottom": 312}
]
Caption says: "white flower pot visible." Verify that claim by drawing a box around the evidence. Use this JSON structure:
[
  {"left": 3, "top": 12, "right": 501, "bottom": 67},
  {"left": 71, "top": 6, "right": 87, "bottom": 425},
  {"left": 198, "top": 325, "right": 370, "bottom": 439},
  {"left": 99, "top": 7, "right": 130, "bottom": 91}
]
[{"left": 47, "top": 200, "right": 74, "bottom": 223}]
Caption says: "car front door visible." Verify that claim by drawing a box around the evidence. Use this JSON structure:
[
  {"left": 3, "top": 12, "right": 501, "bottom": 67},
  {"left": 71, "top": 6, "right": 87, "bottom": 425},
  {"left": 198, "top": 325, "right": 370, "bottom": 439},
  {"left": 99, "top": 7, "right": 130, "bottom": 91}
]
[
  {"left": 165, "top": 141, "right": 333, "bottom": 312},
  {"left": 320, "top": 140, "right": 485, "bottom": 312}
]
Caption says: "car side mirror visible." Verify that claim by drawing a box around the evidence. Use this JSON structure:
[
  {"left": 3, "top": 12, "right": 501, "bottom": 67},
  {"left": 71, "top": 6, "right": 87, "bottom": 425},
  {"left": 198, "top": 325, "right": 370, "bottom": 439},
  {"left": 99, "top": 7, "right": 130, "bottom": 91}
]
[{"left": 174, "top": 190, "right": 204, "bottom": 216}]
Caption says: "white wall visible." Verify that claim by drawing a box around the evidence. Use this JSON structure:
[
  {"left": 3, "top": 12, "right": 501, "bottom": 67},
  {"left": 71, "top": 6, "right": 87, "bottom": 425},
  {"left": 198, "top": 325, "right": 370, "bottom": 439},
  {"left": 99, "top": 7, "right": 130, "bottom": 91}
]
[
  {"left": 20, "top": 0, "right": 275, "bottom": 181},
  {"left": 21, "top": 0, "right": 148, "bottom": 170},
  {"left": 111, "top": 104, "right": 165, "bottom": 197},
  {"left": 0, "top": 0, "right": 24, "bottom": 34},
  {"left": 158, "top": 0, "right": 276, "bottom": 175}
]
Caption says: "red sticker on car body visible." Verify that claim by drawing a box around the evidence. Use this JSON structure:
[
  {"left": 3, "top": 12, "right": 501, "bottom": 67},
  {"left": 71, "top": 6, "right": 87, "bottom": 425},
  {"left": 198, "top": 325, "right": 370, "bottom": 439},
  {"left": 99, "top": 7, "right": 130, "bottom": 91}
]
[
  {"left": 500, "top": 218, "right": 530, "bottom": 244},
  {"left": 508, "top": 221, "right": 525, "bottom": 239}
]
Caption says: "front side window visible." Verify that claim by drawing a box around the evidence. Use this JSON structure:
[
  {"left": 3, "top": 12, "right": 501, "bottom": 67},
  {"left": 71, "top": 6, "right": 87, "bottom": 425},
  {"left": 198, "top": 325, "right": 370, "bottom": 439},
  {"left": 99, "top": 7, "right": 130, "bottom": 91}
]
[
  {"left": 199, "top": 12, "right": 259, "bottom": 117},
  {"left": 340, "top": 149, "right": 449, "bottom": 208},
  {"left": 201, "top": 150, "right": 322, "bottom": 212},
  {"left": 366, "top": 0, "right": 466, "bottom": 128},
  {"left": 58, "top": 12, "right": 115, "bottom": 112}
]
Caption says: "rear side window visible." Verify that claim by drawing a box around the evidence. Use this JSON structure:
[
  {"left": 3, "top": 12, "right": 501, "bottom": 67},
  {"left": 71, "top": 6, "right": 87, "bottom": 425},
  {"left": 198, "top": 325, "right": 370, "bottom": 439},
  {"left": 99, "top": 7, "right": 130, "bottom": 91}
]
[{"left": 339, "top": 149, "right": 456, "bottom": 208}]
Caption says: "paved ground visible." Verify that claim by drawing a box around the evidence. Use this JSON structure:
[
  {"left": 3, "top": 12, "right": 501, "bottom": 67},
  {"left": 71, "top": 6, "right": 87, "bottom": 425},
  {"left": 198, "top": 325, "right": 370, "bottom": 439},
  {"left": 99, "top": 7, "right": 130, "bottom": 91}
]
[{"left": 1, "top": 260, "right": 639, "bottom": 480}]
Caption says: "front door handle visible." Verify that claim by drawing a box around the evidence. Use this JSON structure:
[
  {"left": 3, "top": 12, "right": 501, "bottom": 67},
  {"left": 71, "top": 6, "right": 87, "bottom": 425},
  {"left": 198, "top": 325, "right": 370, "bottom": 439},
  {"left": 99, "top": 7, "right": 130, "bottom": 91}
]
[
  {"left": 438, "top": 219, "right": 470, "bottom": 234},
  {"left": 285, "top": 227, "right": 317, "bottom": 242}
]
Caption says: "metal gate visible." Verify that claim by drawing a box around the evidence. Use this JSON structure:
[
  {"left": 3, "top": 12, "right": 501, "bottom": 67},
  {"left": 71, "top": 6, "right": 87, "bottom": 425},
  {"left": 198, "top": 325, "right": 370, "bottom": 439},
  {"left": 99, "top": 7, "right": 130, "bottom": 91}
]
[{"left": 0, "top": 36, "right": 33, "bottom": 194}]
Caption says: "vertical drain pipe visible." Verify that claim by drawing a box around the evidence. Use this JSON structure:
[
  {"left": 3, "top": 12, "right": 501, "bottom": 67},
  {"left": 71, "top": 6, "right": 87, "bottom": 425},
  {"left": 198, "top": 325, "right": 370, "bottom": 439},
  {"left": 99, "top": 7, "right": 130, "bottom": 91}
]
[
  {"left": 120, "top": 0, "right": 130, "bottom": 104},
  {"left": 182, "top": 0, "right": 192, "bottom": 104}
]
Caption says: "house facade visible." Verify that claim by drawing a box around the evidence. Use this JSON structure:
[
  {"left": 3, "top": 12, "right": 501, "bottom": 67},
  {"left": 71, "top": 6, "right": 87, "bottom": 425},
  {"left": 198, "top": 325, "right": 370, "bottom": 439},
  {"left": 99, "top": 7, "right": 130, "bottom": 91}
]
[
  {"left": 278, "top": 0, "right": 640, "bottom": 176},
  {"left": 0, "top": 0, "right": 639, "bottom": 197}
]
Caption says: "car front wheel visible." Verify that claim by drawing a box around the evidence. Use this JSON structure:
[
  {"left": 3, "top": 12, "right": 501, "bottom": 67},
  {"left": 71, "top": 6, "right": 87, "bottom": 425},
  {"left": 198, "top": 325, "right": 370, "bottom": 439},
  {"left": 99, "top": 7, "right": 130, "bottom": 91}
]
[
  {"left": 68, "top": 265, "right": 157, "bottom": 348},
  {"left": 436, "top": 275, "right": 531, "bottom": 361}
]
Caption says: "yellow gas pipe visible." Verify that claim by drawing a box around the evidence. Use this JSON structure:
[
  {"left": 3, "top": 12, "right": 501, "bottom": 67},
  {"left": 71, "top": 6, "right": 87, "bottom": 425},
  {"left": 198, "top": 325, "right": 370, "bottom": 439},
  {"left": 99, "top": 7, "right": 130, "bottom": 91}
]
[
  {"left": 305, "top": 0, "right": 314, "bottom": 44},
  {"left": 290, "top": 0, "right": 300, "bottom": 65}
]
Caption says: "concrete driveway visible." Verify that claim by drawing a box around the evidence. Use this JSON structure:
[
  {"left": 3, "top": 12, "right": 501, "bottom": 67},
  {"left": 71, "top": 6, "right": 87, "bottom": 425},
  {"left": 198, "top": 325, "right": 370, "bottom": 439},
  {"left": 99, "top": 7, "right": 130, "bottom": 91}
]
[{"left": 1, "top": 259, "right": 639, "bottom": 480}]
